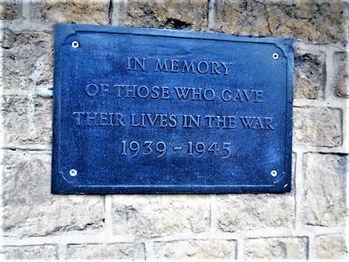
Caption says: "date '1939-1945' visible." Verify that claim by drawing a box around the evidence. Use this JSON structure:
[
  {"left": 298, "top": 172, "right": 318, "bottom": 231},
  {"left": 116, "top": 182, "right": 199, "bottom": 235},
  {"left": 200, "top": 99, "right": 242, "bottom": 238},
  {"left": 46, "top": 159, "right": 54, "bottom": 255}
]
[{"left": 121, "top": 140, "right": 232, "bottom": 158}]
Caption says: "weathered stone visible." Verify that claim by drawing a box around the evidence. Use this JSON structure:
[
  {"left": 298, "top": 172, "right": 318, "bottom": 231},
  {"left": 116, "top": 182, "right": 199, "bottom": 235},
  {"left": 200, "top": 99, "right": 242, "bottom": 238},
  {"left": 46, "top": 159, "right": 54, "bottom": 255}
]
[
  {"left": 2, "top": 151, "right": 104, "bottom": 237},
  {"left": 334, "top": 52, "right": 349, "bottom": 98},
  {"left": 1, "top": 245, "right": 58, "bottom": 260},
  {"left": 301, "top": 153, "right": 347, "bottom": 227},
  {"left": 66, "top": 243, "right": 145, "bottom": 260},
  {"left": 29, "top": 0, "right": 110, "bottom": 24},
  {"left": 216, "top": 194, "right": 294, "bottom": 232},
  {"left": 315, "top": 235, "right": 348, "bottom": 259},
  {"left": 214, "top": 0, "right": 347, "bottom": 45},
  {"left": 215, "top": 0, "right": 270, "bottom": 36},
  {"left": 216, "top": 153, "right": 296, "bottom": 234},
  {"left": 118, "top": 0, "right": 207, "bottom": 30},
  {"left": 153, "top": 240, "right": 236, "bottom": 259},
  {"left": 295, "top": 50, "right": 325, "bottom": 99},
  {"left": 293, "top": 107, "right": 342, "bottom": 147},
  {"left": 245, "top": 237, "right": 308, "bottom": 260},
  {"left": 112, "top": 195, "right": 209, "bottom": 238},
  {"left": 0, "top": 0, "right": 21, "bottom": 20},
  {"left": 1, "top": 30, "right": 53, "bottom": 92},
  {"left": 1, "top": 96, "right": 52, "bottom": 145}
]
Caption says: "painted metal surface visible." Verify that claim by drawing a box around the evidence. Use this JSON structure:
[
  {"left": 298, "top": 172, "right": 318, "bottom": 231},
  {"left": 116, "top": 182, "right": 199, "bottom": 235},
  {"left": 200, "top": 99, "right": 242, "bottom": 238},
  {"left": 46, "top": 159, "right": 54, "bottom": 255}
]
[{"left": 52, "top": 24, "right": 293, "bottom": 194}]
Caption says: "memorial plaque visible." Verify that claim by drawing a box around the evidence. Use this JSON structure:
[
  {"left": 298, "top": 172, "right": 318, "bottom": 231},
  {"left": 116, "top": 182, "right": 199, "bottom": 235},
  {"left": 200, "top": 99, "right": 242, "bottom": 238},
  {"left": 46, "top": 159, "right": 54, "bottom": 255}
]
[{"left": 52, "top": 24, "right": 293, "bottom": 194}]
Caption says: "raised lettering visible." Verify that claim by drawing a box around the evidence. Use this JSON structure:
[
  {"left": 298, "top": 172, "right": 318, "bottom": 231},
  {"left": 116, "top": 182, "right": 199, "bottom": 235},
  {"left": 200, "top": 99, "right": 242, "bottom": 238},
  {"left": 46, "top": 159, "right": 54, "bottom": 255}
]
[
  {"left": 197, "top": 61, "right": 209, "bottom": 74},
  {"left": 221, "top": 62, "right": 232, "bottom": 75},
  {"left": 182, "top": 60, "right": 196, "bottom": 73},
  {"left": 170, "top": 59, "right": 179, "bottom": 72},
  {"left": 155, "top": 59, "right": 169, "bottom": 72}
]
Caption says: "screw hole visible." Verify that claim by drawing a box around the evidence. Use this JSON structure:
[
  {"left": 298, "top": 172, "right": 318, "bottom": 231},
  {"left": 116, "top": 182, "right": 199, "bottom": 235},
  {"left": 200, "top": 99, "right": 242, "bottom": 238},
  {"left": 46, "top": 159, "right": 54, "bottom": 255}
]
[
  {"left": 271, "top": 170, "right": 278, "bottom": 177},
  {"left": 69, "top": 169, "right": 77, "bottom": 176},
  {"left": 272, "top": 53, "right": 279, "bottom": 60},
  {"left": 72, "top": 41, "right": 79, "bottom": 48}
]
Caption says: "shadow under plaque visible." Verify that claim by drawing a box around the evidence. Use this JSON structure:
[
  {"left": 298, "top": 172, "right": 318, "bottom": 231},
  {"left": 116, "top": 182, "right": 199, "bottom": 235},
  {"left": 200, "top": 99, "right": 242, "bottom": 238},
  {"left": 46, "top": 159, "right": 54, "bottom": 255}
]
[{"left": 52, "top": 24, "right": 294, "bottom": 194}]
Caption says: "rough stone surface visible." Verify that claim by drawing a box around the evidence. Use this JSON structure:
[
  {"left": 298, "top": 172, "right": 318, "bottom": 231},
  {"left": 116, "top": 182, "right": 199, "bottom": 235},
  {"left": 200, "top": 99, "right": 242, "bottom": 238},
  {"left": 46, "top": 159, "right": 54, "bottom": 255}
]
[
  {"left": 315, "top": 235, "right": 348, "bottom": 259},
  {"left": 245, "top": 237, "right": 308, "bottom": 260},
  {"left": 1, "top": 30, "right": 53, "bottom": 92},
  {"left": 216, "top": 194, "right": 294, "bottom": 233},
  {"left": 2, "top": 151, "right": 104, "bottom": 237},
  {"left": 112, "top": 195, "right": 210, "bottom": 238},
  {"left": 153, "top": 240, "right": 236, "bottom": 259},
  {"left": 293, "top": 107, "right": 342, "bottom": 147},
  {"left": 302, "top": 153, "right": 347, "bottom": 227},
  {"left": 1, "top": 96, "right": 52, "bottom": 145},
  {"left": 0, "top": 0, "right": 21, "bottom": 20},
  {"left": 118, "top": 0, "right": 207, "bottom": 30},
  {"left": 214, "top": 0, "right": 348, "bottom": 45},
  {"left": 334, "top": 52, "right": 349, "bottom": 98},
  {"left": 1, "top": 245, "right": 58, "bottom": 260},
  {"left": 29, "top": 0, "right": 110, "bottom": 25},
  {"left": 66, "top": 243, "right": 145, "bottom": 260},
  {"left": 294, "top": 50, "right": 325, "bottom": 99}
]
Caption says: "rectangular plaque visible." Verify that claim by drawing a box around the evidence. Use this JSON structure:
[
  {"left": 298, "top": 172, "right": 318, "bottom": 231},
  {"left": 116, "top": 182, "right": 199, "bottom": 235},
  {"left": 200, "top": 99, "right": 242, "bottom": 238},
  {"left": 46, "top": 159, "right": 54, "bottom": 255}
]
[{"left": 52, "top": 24, "right": 293, "bottom": 194}]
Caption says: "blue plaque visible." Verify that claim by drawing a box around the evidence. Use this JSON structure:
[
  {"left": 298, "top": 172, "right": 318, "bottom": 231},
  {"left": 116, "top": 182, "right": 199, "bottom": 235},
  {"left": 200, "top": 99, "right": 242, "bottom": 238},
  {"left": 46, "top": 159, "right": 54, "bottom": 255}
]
[{"left": 52, "top": 24, "right": 293, "bottom": 194}]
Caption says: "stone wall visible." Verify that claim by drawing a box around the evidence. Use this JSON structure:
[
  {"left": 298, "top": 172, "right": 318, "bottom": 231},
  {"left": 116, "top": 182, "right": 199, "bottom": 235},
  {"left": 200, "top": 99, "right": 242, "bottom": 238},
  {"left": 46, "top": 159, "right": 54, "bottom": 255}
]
[{"left": 1, "top": 0, "right": 348, "bottom": 260}]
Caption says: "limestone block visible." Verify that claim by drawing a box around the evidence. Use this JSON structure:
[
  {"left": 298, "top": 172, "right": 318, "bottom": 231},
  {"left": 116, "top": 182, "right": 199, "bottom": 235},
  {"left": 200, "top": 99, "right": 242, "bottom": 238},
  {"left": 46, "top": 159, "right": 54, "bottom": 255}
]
[
  {"left": 0, "top": 0, "right": 21, "bottom": 20},
  {"left": 293, "top": 107, "right": 342, "bottom": 147},
  {"left": 66, "top": 243, "right": 145, "bottom": 260},
  {"left": 215, "top": 0, "right": 347, "bottom": 45},
  {"left": 29, "top": 0, "right": 110, "bottom": 24},
  {"left": 216, "top": 194, "right": 294, "bottom": 232},
  {"left": 301, "top": 153, "right": 347, "bottom": 227},
  {"left": 112, "top": 195, "right": 209, "bottom": 238},
  {"left": 2, "top": 151, "right": 104, "bottom": 237},
  {"left": 1, "top": 30, "right": 53, "bottom": 92},
  {"left": 245, "top": 237, "right": 308, "bottom": 260},
  {"left": 334, "top": 52, "right": 349, "bottom": 98},
  {"left": 1, "top": 245, "right": 58, "bottom": 260},
  {"left": 315, "top": 235, "right": 348, "bottom": 259},
  {"left": 1, "top": 96, "right": 52, "bottom": 145},
  {"left": 295, "top": 50, "right": 325, "bottom": 99},
  {"left": 153, "top": 240, "right": 236, "bottom": 259},
  {"left": 118, "top": 0, "right": 207, "bottom": 30}
]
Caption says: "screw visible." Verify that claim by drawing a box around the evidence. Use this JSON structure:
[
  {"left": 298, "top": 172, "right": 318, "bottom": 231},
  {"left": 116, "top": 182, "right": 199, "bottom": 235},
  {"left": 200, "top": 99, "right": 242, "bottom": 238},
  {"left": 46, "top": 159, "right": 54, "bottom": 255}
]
[
  {"left": 69, "top": 169, "right": 77, "bottom": 176},
  {"left": 271, "top": 170, "right": 278, "bottom": 177},
  {"left": 272, "top": 53, "right": 279, "bottom": 60},
  {"left": 72, "top": 41, "right": 79, "bottom": 48}
]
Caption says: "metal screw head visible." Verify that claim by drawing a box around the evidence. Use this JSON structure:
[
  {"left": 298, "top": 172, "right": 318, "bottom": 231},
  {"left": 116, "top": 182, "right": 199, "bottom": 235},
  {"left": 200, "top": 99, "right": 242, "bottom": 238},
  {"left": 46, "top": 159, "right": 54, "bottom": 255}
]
[
  {"left": 72, "top": 41, "right": 79, "bottom": 48},
  {"left": 271, "top": 170, "right": 278, "bottom": 177},
  {"left": 272, "top": 53, "right": 279, "bottom": 60},
  {"left": 69, "top": 169, "right": 77, "bottom": 176}
]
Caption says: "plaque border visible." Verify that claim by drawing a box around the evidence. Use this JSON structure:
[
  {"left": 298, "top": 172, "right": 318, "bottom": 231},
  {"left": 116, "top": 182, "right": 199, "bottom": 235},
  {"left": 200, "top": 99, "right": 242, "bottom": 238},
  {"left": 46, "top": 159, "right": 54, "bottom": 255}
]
[{"left": 52, "top": 24, "right": 294, "bottom": 194}]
